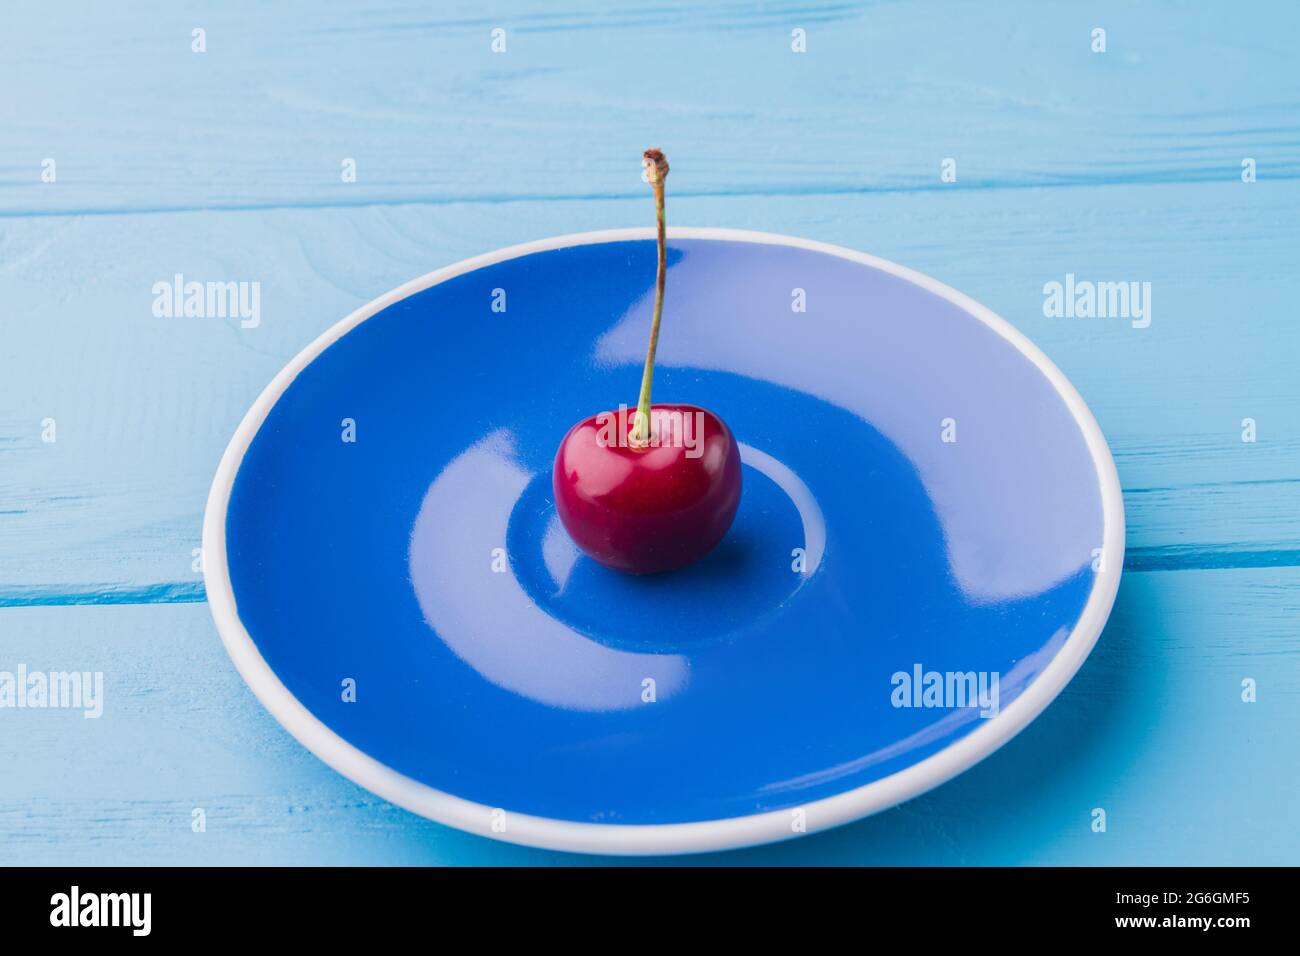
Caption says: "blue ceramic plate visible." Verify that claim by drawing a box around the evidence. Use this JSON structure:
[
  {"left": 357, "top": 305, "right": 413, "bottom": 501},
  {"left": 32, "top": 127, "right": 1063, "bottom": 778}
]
[{"left": 205, "top": 228, "right": 1123, "bottom": 855}]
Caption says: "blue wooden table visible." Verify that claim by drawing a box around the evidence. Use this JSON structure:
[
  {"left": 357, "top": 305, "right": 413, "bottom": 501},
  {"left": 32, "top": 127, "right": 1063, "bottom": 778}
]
[{"left": 2, "top": 1, "right": 1297, "bottom": 865}]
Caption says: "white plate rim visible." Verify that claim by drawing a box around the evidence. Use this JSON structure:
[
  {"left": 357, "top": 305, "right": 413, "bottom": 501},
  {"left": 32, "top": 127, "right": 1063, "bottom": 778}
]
[{"left": 203, "top": 226, "right": 1125, "bottom": 856}]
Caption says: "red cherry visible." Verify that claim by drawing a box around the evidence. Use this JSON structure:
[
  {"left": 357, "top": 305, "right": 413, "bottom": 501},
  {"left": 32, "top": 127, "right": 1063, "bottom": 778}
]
[
  {"left": 553, "top": 403, "right": 742, "bottom": 574},
  {"left": 556, "top": 150, "right": 740, "bottom": 573}
]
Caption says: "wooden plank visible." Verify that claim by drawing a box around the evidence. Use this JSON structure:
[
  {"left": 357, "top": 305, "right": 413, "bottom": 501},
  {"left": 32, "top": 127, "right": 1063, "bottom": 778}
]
[
  {"left": 0, "top": 567, "right": 1294, "bottom": 864},
  {"left": 1, "top": 1, "right": 1297, "bottom": 218},
  {"left": 2, "top": 179, "right": 1297, "bottom": 591}
]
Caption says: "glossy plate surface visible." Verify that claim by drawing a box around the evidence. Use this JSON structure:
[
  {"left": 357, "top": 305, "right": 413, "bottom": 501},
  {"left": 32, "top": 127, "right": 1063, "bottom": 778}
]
[{"left": 204, "top": 228, "right": 1123, "bottom": 855}]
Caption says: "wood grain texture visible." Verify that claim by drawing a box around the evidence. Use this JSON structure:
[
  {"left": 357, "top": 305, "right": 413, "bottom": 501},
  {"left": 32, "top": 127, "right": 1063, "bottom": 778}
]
[
  {"left": 2, "top": 184, "right": 1296, "bottom": 592},
  {"left": 1, "top": 0, "right": 1297, "bottom": 863},
  {"left": 0, "top": 571, "right": 1294, "bottom": 865},
  {"left": 2, "top": 2, "right": 1297, "bottom": 216}
]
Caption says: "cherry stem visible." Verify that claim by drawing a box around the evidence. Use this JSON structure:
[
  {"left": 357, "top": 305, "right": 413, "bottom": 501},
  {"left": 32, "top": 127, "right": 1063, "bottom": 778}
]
[{"left": 633, "top": 148, "right": 669, "bottom": 444}]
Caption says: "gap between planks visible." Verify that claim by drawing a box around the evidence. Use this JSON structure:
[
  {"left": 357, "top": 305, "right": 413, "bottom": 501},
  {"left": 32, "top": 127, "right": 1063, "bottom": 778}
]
[{"left": 3, "top": 545, "right": 1300, "bottom": 609}]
